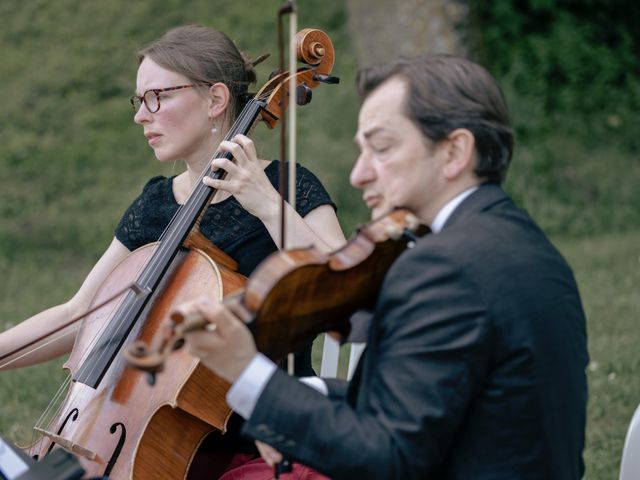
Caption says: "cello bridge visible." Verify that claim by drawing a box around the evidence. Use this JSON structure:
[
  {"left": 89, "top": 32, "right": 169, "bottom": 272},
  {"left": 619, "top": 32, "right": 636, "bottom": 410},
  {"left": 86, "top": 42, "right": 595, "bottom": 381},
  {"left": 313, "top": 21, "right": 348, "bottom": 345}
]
[{"left": 33, "top": 427, "right": 97, "bottom": 460}]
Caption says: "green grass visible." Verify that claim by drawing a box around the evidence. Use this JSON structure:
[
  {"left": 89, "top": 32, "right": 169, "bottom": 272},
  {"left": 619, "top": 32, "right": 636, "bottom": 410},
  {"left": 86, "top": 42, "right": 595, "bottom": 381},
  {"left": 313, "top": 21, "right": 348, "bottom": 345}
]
[{"left": 555, "top": 231, "right": 640, "bottom": 479}]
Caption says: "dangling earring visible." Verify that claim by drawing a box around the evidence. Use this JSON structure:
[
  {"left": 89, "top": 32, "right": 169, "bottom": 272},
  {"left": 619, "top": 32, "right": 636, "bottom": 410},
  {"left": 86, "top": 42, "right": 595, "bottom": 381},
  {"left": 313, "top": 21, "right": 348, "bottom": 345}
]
[{"left": 211, "top": 125, "right": 219, "bottom": 135}]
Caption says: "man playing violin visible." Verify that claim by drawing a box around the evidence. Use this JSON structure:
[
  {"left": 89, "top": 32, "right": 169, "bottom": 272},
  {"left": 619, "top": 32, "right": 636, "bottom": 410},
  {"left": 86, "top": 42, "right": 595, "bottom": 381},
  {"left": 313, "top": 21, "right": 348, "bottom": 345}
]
[{"left": 180, "top": 54, "right": 589, "bottom": 479}]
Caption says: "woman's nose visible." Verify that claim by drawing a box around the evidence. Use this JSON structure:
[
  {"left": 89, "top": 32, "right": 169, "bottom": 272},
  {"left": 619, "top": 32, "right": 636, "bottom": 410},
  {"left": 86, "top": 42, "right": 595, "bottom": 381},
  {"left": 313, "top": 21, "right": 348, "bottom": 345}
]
[{"left": 133, "top": 103, "right": 151, "bottom": 124}]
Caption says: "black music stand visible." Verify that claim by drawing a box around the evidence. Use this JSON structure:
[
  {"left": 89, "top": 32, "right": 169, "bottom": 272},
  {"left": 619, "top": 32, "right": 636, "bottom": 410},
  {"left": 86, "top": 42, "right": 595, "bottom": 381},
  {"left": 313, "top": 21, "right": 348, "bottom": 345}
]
[{"left": 0, "top": 436, "right": 84, "bottom": 480}]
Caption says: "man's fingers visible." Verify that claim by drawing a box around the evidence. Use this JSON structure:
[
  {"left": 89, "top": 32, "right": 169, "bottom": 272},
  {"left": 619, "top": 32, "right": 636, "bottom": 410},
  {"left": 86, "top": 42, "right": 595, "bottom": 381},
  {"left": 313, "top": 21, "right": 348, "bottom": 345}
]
[
  {"left": 255, "top": 441, "right": 283, "bottom": 467},
  {"left": 193, "top": 297, "right": 237, "bottom": 334}
]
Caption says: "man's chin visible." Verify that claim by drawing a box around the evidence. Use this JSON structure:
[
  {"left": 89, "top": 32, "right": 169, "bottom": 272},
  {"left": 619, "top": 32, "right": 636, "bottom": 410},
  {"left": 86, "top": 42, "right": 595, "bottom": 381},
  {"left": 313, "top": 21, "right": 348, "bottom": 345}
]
[{"left": 370, "top": 207, "right": 387, "bottom": 220}]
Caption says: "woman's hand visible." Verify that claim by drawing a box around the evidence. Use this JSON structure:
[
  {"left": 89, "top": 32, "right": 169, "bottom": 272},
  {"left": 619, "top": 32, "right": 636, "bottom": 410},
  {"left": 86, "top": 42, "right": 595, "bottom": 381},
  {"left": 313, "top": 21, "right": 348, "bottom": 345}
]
[
  {"left": 204, "top": 134, "right": 279, "bottom": 219},
  {"left": 203, "top": 133, "right": 346, "bottom": 253}
]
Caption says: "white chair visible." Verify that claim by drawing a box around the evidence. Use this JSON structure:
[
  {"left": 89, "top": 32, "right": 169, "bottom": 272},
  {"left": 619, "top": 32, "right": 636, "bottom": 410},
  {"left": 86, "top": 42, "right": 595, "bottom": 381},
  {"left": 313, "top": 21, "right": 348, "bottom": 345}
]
[
  {"left": 319, "top": 334, "right": 365, "bottom": 381},
  {"left": 619, "top": 403, "right": 640, "bottom": 480}
]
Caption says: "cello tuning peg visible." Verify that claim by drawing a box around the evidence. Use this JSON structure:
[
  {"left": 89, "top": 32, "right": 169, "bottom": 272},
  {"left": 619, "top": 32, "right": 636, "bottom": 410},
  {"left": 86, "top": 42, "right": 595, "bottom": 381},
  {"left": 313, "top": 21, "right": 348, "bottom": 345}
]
[
  {"left": 296, "top": 84, "right": 313, "bottom": 105},
  {"left": 313, "top": 74, "right": 340, "bottom": 84},
  {"left": 269, "top": 68, "right": 283, "bottom": 80}
]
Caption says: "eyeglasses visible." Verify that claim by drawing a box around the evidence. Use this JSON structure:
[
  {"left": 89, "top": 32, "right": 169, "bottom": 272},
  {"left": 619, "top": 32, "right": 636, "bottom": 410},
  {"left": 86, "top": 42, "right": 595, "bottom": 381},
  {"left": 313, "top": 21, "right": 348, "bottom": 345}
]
[{"left": 130, "top": 84, "right": 197, "bottom": 114}]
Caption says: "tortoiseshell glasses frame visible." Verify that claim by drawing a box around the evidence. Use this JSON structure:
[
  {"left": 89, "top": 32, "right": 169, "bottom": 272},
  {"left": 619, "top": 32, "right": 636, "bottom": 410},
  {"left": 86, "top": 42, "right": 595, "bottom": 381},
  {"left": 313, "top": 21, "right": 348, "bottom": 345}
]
[{"left": 130, "top": 84, "right": 199, "bottom": 114}]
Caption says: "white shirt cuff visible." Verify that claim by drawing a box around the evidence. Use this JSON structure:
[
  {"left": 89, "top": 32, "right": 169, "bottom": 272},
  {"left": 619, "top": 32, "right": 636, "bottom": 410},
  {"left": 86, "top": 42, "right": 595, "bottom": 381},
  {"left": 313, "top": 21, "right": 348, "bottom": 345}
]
[
  {"left": 299, "top": 376, "right": 329, "bottom": 396},
  {"left": 226, "top": 356, "right": 331, "bottom": 420},
  {"left": 226, "top": 352, "right": 277, "bottom": 419}
]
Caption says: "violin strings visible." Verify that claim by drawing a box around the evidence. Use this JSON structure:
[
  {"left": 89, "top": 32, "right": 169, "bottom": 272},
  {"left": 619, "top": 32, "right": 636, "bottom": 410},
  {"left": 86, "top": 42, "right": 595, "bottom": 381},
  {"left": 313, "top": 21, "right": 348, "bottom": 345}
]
[
  {"left": 66, "top": 280, "right": 145, "bottom": 385},
  {"left": 19, "top": 284, "right": 134, "bottom": 452}
]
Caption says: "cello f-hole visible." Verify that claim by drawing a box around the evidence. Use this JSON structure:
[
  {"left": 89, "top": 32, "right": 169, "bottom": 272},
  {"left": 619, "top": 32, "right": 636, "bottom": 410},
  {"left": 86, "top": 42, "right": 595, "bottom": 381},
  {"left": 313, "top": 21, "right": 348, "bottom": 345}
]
[{"left": 104, "top": 422, "right": 126, "bottom": 477}]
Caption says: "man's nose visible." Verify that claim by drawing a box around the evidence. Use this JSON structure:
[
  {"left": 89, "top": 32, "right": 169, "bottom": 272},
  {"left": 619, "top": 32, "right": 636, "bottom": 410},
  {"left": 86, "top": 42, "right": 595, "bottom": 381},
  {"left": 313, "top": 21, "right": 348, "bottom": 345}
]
[{"left": 349, "top": 154, "right": 375, "bottom": 188}]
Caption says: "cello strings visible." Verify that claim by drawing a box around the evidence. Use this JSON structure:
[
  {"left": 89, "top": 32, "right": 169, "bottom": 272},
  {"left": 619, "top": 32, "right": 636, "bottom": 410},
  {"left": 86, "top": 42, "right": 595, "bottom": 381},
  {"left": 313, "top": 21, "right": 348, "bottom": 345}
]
[
  {"left": 71, "top": 279, "right": 152, "bottom": 389},
  {"left": 155, "top": 92, "right": 267, "bottom": 246},
  {"left": 31, "top": 375, "right": 72, "bottom": 447},
  {"left": 76, "top": 92, "right": 269, "bottom": 389},
  {"left": 27, "top": 283, "right": 139, "bottom": 447}
]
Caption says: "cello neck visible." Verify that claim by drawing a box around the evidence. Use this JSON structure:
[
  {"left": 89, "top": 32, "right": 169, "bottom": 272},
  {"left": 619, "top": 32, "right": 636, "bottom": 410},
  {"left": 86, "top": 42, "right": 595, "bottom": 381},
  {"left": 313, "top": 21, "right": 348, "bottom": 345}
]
[
  {"left": 73, "top": 98, "right": 266, "bottom": 389},
  {"left": 138, "top": 96, "right": 266, "bottom": 287}
]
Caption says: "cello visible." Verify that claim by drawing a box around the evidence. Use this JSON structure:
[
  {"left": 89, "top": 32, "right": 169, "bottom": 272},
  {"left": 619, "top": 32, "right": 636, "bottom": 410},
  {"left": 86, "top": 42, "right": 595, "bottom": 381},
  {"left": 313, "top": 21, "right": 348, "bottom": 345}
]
[{"left": 9, "top": 28, "right": 339, "bottom": 479}]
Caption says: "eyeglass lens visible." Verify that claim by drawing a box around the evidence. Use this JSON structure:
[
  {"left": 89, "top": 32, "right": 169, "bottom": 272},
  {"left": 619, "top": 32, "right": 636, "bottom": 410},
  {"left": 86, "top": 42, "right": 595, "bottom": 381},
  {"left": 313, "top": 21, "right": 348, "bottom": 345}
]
[
  {"left": 131, "top": 92, "right": 160, "bottom": 113},
  {"left": 142, "top": 91, "right": 160, "bottom": 112}
]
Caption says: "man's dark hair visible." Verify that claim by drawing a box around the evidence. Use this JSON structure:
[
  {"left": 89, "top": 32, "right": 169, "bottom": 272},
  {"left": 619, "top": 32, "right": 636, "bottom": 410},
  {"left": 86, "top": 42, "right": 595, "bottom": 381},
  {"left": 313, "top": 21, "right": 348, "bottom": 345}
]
[{"left": 357, "top": 55, "right": 513, "bottom": 184}]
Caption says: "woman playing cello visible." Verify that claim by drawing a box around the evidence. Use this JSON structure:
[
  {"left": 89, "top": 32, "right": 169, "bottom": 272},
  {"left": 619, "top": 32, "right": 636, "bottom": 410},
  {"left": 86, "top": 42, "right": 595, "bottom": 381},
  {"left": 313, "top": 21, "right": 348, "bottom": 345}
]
[{"left": 0, "top": 24, "right": 344, "bottom": 370}]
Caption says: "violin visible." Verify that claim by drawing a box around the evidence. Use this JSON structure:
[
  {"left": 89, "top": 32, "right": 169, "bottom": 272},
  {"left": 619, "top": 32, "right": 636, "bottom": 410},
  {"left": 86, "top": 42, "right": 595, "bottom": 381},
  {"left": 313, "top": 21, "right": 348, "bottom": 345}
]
[
  {"left": 125, "top": 208, "right": 427, "bottom": 378},
  {"left": 16, "top": 28, "right": 339, "bottom": 480}
]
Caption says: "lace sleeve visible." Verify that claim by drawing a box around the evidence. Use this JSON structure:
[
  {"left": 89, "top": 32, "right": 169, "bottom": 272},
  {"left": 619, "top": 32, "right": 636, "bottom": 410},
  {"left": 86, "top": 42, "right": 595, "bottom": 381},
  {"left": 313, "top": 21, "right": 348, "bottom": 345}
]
[{"left": 288, "top": 163, "right": 337, "bottom": 216}]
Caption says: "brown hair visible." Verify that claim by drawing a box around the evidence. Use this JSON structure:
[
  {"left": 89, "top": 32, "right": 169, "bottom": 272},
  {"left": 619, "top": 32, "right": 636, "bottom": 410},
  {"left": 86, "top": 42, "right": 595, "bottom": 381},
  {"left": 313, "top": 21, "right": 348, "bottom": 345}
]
[
  {"left": 357, "top": 55, "right": 513, "bottom": 184},
  {"left": 138, "top": 25, "right": 257, "bottom": 120}
]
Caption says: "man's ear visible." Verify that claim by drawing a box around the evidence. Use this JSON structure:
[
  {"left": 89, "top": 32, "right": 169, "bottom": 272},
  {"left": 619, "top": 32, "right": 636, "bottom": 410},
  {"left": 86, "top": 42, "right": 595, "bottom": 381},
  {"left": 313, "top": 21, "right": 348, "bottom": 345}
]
[
  {"left": 442, "top": 128, "right": 476, "bottom": 180},
  {"left": 208, "top": 82, "right": 231, "bottom": 120}
]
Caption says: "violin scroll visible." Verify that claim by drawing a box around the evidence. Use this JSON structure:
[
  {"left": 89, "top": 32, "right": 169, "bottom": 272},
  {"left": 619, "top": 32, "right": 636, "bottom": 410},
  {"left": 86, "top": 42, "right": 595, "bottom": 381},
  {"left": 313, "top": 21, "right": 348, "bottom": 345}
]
[{"left": 124, "top": 311, "right": 211, "bottom": 380}]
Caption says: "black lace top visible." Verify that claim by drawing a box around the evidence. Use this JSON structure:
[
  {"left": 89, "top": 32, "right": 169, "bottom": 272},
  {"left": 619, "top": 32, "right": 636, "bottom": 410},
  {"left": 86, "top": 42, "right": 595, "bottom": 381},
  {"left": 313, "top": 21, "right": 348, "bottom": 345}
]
[{"left": 114, "top": 161, "right": 336, "bottom": 377}]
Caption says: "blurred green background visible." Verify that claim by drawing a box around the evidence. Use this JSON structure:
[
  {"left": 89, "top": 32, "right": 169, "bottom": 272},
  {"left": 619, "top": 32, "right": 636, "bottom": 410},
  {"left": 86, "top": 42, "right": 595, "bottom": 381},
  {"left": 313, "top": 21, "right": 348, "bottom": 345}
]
[{"left": 0, "top": 1, "right": 638, "bottom": 478}]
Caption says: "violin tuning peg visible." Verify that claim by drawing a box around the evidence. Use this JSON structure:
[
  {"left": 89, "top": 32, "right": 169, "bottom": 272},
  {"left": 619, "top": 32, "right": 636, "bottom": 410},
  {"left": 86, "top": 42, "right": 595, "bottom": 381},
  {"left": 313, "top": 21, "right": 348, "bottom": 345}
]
[
  {"left": 404, "top": 213, "right": 421, "bottom": 232},
  {"left": 385, "top": 224, "right": 403, "bottom": 240},
  {"left": 296, "top": 84, "right": 312, "bottom": 105}
]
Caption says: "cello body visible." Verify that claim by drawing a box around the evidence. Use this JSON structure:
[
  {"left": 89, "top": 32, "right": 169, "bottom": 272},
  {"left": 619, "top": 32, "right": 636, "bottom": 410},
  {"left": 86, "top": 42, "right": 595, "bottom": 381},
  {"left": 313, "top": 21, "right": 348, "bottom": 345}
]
[{"left": 27, "top": 244, "right": 244, "bottom": 479}]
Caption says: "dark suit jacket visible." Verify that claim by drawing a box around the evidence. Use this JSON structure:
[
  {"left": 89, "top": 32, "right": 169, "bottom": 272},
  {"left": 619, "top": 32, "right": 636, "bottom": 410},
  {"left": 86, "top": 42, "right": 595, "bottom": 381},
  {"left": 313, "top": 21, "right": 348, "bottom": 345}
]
[{"left": 242, "top": 184, "right": 589, "bottom": 479}]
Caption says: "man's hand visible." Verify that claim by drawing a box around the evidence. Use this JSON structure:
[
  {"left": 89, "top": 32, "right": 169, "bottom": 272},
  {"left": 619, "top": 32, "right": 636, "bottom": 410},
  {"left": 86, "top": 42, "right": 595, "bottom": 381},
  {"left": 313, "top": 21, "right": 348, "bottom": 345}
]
[
  {"left": 179, "top": 297, "right": 257, "bottom": 383},
  {"left": 255, "top": 440, "right": 284, "bottom": 467}
]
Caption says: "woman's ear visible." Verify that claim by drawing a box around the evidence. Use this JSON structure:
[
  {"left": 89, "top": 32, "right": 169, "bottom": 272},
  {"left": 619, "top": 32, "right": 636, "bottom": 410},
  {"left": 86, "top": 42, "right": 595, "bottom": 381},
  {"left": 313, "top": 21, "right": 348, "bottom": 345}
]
[
  {"left": 442, "top": 128, "right": 476, "bottom": 180},
  {"left": 207, "top": 82, "right": 231, "bottom": 121}
]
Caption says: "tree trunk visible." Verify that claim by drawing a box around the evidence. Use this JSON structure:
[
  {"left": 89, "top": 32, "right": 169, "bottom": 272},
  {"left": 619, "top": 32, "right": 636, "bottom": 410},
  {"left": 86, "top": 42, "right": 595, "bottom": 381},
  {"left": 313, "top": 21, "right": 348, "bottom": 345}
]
[{"left": 346, "top": 0, "right": 469, "bottom": 68}]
